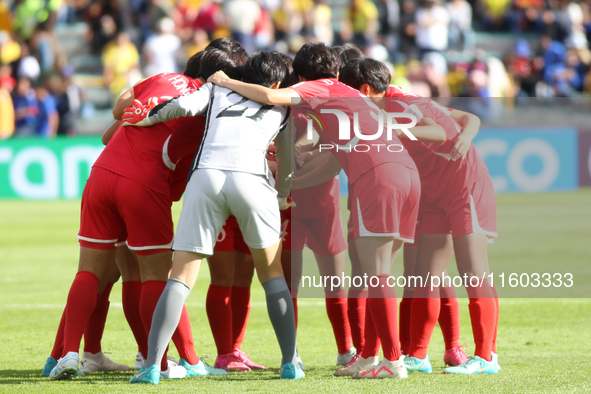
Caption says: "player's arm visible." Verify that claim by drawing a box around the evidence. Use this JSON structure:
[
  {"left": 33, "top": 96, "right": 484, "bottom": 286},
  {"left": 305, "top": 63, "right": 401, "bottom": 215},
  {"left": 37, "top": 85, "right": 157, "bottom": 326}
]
[
  {"left": 393, "top": 115, "right": 446, "bottom": 143},
  {"left": 122, "top": 83, "right": 212, "bottom": 127},
  {"left": 208, "top": 70, "right": 302, "bottom": 106},
  {"left": 274, "top": 118, "right": 295, "bottom": 199},
  {"left": 449, "top": 109, "right": 481, "bottom": 161},
  {"left": 292, "top": 152, "right": 341, "bottom": 190},
  {"left": 113, "top": 87, "right": 134, "bottom": 120},
  {"left": 101, "top": 120, "right": 120, "bottom": 145}
]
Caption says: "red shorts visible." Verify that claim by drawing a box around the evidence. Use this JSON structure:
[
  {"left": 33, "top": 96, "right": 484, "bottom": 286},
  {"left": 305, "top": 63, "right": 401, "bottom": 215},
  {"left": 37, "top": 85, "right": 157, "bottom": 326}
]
[
  {"left": 418, "top": 175, "right": 497, "bottom": 242},
  {"left": 78, "top": 167, "right": 173, "bottom": 255},
  {"left": 291, "top": 210, "right": 348, "bottom": 256},
  {"left": 280, "top": 208, "right": 292, "bottom": 250},
  {"left": 214, "top": 215, "right": 251, "bottom": 254},
  {"left": 349, "top": 163, "right": 420, "bottom": 243}
]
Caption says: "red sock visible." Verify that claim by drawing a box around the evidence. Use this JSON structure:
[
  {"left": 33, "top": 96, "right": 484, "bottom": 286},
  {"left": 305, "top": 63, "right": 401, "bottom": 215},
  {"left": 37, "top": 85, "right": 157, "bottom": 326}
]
[
  {"left": 491, "top": 285, "right": 499, "bottom": 354},
  {"left": 50, "top": 309, "right": 66, "bottom": 359},
  {"left": 171, "top": 304, "right": 199, "bottom": 365},
  {"left": 140, "top": 280, "right": 168, "bottom": 370},
  {"left": 63, "top": 271, "right": 100, "bottom": 355},
  {"left": 205, "top": 285, "right": 233, "bottom": 355},
  {"left": 347, "top": 289, "right": 367, "bottom": 352},
  {"left": 367, "top": 275, "right": 401, "bottom": 361},
  {"left": 466, "top": 283, "right": 496, "bottom": 362},
  {"left": 361, "top": 305, "right": 380, "bottom": 359},
  {"left": 83, "top": 282, "right": 114, "bottom": 354},
  {"left": 399, "top": 294, "right": 413, "bottom": 354},
  {"left": 122, "top": 281, "right": 148, "bottom": 359},
  {"left": 325, "top": 289, "right": 352, "bottom": 354},
  {"left": 438, "top": 286, "right": 460, "bottom": 349},
  {"left": 231, "top": 286, "right": 251, "bottom": 350},
  {"left": 408, "top": 286, "right": 440, "bottom": 359},
  {"left": 289, "top": 288, "right": 298, "bottom": 329}
]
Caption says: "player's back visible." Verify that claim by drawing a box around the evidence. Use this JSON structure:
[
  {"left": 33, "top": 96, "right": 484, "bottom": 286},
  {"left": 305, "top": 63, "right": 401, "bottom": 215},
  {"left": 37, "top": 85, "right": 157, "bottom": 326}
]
[
  {"left": 95, "top": 73, "right": 204, "bottom": 196},
  {"left": 193, "top": 84, "right": 289, "bottom": 177}
]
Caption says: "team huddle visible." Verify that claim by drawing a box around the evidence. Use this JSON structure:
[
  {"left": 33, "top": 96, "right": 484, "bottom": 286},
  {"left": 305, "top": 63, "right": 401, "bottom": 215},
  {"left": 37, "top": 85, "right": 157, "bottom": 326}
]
[{"left": 43, "top": 38, "right": 500, "bottom": 384}]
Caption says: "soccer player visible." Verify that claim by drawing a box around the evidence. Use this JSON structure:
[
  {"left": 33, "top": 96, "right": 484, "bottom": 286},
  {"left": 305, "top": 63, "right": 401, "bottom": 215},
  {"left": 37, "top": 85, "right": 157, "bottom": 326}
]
[
  {"left": 340, "top": 58, "right": 500, "bottom": 375},
  {"left": 207, "top": 42, "right": 423, "bottom": 379},
  {"left": 48, "top": 41, "right": 246, "bottom": 380},
  {"left": 123, "top": 51, "right": 301, "bottom": 384}
]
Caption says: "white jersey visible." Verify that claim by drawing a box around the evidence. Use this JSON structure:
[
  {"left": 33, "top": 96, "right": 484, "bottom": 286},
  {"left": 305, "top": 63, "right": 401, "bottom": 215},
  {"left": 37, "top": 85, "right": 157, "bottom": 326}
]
[{"left": 146, "top": 83, "right": 290, "bottom": 178}]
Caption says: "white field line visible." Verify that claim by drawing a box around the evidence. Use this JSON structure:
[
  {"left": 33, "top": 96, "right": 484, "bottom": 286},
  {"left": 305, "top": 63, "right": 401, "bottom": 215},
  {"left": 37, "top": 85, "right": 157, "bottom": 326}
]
[{"left": 1, "top": 298, "right": 590, "bottom": 310}]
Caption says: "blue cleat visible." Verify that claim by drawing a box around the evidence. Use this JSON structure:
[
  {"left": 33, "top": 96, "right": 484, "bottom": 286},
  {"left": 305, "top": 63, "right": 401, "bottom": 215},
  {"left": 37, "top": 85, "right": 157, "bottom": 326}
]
[
  {"left": 43, "top": 357, "right": 57, "bottom": 377},
  {"left": 280, "top": 362, "right": 305, "bottom": 379},
  {"left": 404, "top": 355, "right": 433, "bottom": 373},
  {"left": 443, "top": 355, "right": 499, "bottom": 374},
  {"left": 180, "top": 358, "right": 227, "bottom": 376},
  {"left": 130, "top": 365, "right": 161, "bottom": 384}
]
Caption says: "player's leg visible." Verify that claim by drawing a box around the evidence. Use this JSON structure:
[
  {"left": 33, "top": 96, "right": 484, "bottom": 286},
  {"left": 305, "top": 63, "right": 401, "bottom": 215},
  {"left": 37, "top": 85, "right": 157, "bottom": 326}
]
[
  {"left": 81, "top": 252, "right": 132, "bottom": 373},
  {"left": 406, "top": 233, "right": 453, "bottom": 373},
  {"left": 400, "top": 244, "right": 417, "bottom": 355},
  {"left": 283, "top": 213, "right": 300, "bottom": 329},
  {"left": 345, "top": 220, "right": 368, "bottom": 357},
  {"left": 439, "top": 282, "right": 468, "bottom": 366}
]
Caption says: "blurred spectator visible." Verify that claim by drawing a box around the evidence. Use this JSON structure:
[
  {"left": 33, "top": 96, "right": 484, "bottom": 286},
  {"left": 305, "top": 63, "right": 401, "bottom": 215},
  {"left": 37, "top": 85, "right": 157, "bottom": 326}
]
[
  {"left": 12, "top": 0, "right": 61, "bottom": 41},
  {"left": 17, "top": 43, "right": 41, "bottom": 81},
  {"left": 143, "top": 17, "right": 181, "bottom": 76},
  {"left": 46, "top": 69, "right": 79, "bottom": 136},
  {"left": 0, "top": 0, "right": 12, "bottom": 33},
  {"left": 185, "top": 29, "right": 211, "bottom": 60},
  {"left": 311, "top": 0, "right": 333, "bottom": 45},
  {"left": 33, "top": 78, "right": 59, "bottom": 138},
  {"left": 507, "top": 39, "right": 537, "bottom": 97},
  {"left": 12, "top": 77, "right": 39, "bottom": 137},
  {"left": 0, "top": 31, "right": 21, "bottom": 65},
  {"left": 541, "top": 40, "right": 573, "bottom": 97},
  {"left": 539, "top": 9, "right": 567, "bottom": 42},
  {"left": 0, "top": 71, "right": 15, "bottom": 139},
  {"left": 376, "top": 0, "right": 399, "bottom": 59},
  {"left": 30, "top": 24, "right": 58, "bottom": 75},
  {"left": 85, "top": 0, "right": 127, "bottom": 55},
  {"left": 254, "top": 6, "right": 275, "bottom": 49},
  {"left": 193, "top": 0, "right": 225, "bottom": 37},
  {"left": 273, "top": 0, "right": 308, "bottom": 43},
  {"left": 446, "top": 0, "right": 473, "bottom": 52},
  {"left": 399, "top": 0, "right": 418, "bottom": 60},
  {"left": 225, "top": 0, "right": 261, "bottom": 53},
  {"left": 415, "top": 0, "right": 449, "bottom": 60},
  {"left": 482, "top": 0, "right": 512, "bottom": 31},
  {"left": 102, "top": 31, "right": 141, "bottom": 98},
  {"left": 342, "top": 0, "right": 378, "bottom": 50}
]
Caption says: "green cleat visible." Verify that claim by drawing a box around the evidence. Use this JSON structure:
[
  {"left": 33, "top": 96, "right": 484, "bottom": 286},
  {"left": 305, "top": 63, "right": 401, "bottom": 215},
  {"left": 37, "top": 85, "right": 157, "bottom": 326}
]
[
  {"left": 180, "top": 358, "right": 227, "bottom": 376},
  {"left": 280, "top": 362, "right": 305, "bottom": 379},
  {"left": 404, "top": 355, "right": 433, "bottom": 373},
  {"left": 130, "top": 365, "right": 160, "bottom": 384}
]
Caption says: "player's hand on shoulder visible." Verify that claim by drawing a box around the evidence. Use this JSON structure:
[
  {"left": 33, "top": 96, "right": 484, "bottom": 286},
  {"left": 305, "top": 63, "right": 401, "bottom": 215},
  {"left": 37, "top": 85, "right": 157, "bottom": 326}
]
[
  {"left": 121, "top": 97, "right": 158, "bottom": 127},
  {"left": 450, "top": 132, "right": 471, "bottom": 161},
  {"left": 278, "top": 196, "right": 296, "bottom": 210},
  {"left": 208, "top": 71, "right": 230, "bottom": 87}
]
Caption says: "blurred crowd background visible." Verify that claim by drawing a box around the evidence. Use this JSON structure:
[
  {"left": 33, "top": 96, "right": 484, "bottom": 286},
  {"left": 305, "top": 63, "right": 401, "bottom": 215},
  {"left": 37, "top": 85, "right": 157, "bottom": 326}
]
[{"left": 2, "top": 0, "right": 591, "bottom": 138}]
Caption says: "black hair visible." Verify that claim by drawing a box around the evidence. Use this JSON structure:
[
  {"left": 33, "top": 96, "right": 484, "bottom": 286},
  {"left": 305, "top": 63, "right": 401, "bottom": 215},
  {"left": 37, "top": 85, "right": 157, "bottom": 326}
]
[
  {"left": 184, "top": 51, "right": 205, "bottom": 78},
  {"left": 206, "top": 37, "right": 248, "bottom": 61},
  {"left": 241, "top": 51, "right": 287, "bottom": 88},
  {"left": 339, "top": 58, "right": 391, "bottom": 94},
  {"left": 272, "top": 51, "right": 298, "bottom": 88},
  {"left": 293, "top": 42, "right": 339, "bottom": 81},
  {"left": 339, "top": 45, "right": 365, "bottom": 73},
  {"left": 197, "top": 48, "right": 244, "bottom": 80},
  {"left": 330, "top": 46, "right": 344, "bottom": 72}
]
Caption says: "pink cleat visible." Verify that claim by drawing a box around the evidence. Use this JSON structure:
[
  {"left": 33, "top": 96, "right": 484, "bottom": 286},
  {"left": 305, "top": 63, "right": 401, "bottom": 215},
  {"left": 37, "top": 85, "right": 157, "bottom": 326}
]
[
  {"left": 443, "top": 345, "right": 469, "bottom": 366},
  {"left": 214, "top": 351, "right": 251, "bottom": 372},
  {"left": 236, "top": 349, "right": 265, "bottom": 370}
]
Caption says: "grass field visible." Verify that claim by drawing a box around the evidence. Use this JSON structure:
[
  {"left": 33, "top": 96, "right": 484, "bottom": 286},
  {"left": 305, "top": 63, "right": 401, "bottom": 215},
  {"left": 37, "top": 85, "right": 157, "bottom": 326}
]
[{"left": 1, "top": 191, "right": 590, "bottom": 393}]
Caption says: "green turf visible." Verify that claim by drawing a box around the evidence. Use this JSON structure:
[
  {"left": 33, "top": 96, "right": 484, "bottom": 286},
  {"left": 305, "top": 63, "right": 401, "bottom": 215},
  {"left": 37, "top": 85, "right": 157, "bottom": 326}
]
[{"left": 1, "top": 191, "right": 590, "bottom": 393}]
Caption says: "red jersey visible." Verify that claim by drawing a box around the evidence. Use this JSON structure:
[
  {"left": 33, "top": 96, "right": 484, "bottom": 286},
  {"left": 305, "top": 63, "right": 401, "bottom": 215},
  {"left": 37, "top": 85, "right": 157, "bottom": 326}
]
[
  {"left": 94, "top": 73, "right": 204, "bottom": 198},
  {"left": 291, "top": 79, "right": 416, "bottom": 186},
  {"left": 385, "top": 86, "right": 489, "bottom": 206},
  {"left": 291, "top": 112, "right": 340, "bottom": 218}
]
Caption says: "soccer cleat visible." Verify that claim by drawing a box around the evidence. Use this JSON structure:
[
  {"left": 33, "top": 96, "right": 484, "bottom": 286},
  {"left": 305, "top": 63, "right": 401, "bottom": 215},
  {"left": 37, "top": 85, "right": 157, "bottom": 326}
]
[
  {"left": 236, "top": 349, "right": 265, "bottom": 370},
  {"left": 134, "top": 352, "right": 145, "bottom": 369},
  {"left": 214, "top": 351, "right": 251, "bottom": 372},
  {"left": 296, "top": 352, "right": 305, "bottom": 371},
  {"left": 443, "top": 346, "right": 469, "bottom": 366},
  {"left": 404, "top": 355, "right": 433, "bottom": 373},
  {"left": 130, "top": 365, "right": 160, "bottom": 384},
  {"left": 280, "top": 362, "right": 305, "bottom": 379},
  {"left": 443, "top": 355, "right": 499, "bottom": 374},
  {"left": 492, "top": 352, "right": 501, "bottom": 370},
  {"left": 337, "top": 347, "right": 357, "bottom": 366},
  {"left": 49, "top": 352, "right": 79, "bottom": 380},
  {"left": 180, "top": 358, "right": 227, "bottom": 376},
  {"left": 160, "top": 358, "right": 188, "bottom": 379},
  {"left": 353, "top": 356, "right": 408, "bottom": 379},
  {"left": 79, "top": 351, "right": 132, "bottom": 372},
  {"left": 334, "top": 354, "right": 378, "bottom": 376},
  {"left": 42, "top": 357, "right": 57, "bottom": 377}
]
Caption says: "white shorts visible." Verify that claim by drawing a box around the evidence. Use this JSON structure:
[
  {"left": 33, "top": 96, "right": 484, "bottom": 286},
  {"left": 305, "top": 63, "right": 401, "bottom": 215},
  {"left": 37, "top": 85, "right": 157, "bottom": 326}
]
[{"left": 173, "top": 168, "right": 281, "bottom": 256}]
